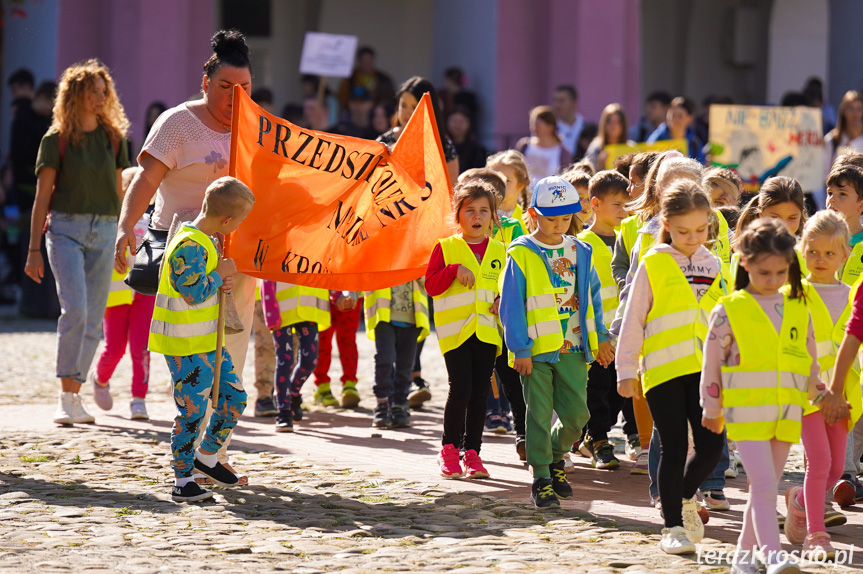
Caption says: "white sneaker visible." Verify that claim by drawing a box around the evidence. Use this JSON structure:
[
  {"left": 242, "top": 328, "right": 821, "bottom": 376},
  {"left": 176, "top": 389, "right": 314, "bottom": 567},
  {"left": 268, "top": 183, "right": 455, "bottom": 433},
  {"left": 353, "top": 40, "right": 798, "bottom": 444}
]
[
  {"left": 91, "top": 371, "right": 113, "bottom": 411},
  {"left": 725, "top": 456, "right": 739, "bottom": 478},
  {"left": 681, "top": 496, "right": 705, "bottom": 542},
  {"left": 731, "top": 559, "right": 760, "bottom": 574},
  {"left": 54, "top": 392, "right": 75, "bottom": 425},
  {"left": 563, "top": 453, "right": 574, "bottom": 474},
  {"left": 130, "top": 398, "right": 149, "bottom": 420},
  {"left": 70, "top": 393, "right": 95, "bottom": 423},
  {"left": 766, "top": 559, "right": 800, "bottom": 574},
  {"left": 659, "top": 526, "right": 696, "bottom": 554}
]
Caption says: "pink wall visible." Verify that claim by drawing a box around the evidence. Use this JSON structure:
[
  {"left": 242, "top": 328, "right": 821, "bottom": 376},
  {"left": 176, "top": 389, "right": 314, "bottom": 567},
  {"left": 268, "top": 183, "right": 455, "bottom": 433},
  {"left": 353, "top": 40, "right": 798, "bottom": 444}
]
[
  {"left": 494, "top": 0, "right": 641, "bottom": 149},
  {"left": 56, "top": 0, "right": 214, "bottom": 148}
]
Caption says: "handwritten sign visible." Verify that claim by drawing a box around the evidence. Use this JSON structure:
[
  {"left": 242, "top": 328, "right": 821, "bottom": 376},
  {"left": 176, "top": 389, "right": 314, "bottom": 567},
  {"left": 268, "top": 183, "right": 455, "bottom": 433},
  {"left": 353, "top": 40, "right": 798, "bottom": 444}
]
[
  {"left": 299, "top": 32, "right": 358, "bottom": 78},
  {"left": 603, "top": 139, "right": 688, "bottom": 170}
]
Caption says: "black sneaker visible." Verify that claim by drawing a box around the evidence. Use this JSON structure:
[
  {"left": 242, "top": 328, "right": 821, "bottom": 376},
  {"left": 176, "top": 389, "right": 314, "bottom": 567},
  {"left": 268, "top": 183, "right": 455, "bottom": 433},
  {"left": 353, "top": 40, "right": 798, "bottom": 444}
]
[
  {"left": 592, "top": 440, "right": 620, "bottom": 470},
  {"left": 255, "top": 396, "right": 278, "bottom": 417},
  {"left": 407, "top": 377, "right": 432, "bottom": 409},
  {"left": 171, "top": 481, "right": 213, "bottom": 502},
  {"left": 291, "top": 395, "right": 303, "bottom": 422},
  {"left": 275, "top": 411, "right": 293, "bottom": 433},
  {"left": 391, "top": 404, "right": 410, "bottom": 428},
  {"left": 372, "top": 402, "right": 392, "bottom": 428},
  {"left": 193, "top": 458, "right": 240, "bottom": 487},
  {"left": 530, "top": 477, "right": 560, "bottom": 509},
  {"left": 549, "top": 460, "right": 573, "bottom": 499}
]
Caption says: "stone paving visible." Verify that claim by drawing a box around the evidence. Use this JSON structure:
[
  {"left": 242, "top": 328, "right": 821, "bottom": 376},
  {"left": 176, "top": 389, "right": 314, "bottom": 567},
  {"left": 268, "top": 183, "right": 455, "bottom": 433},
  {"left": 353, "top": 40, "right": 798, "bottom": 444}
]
[{"left": 1, "top": 312, "right": 861, "bottom": 573}]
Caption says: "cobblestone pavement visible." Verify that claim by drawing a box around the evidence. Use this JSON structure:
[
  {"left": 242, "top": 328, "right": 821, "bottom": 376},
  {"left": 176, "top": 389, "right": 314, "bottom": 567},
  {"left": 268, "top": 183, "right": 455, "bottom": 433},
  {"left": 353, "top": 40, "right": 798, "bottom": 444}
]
[{"left": 1, "top": 312, "right": 861, "bottom": 573}]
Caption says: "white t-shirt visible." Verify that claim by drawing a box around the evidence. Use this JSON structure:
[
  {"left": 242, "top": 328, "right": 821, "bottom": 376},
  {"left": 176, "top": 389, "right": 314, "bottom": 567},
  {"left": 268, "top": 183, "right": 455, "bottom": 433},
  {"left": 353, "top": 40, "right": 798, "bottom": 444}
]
[
  {"left": 523, "top": 144, "right": 562, "bottom": 189},
  {"left": 531, "top": 236, "right": 583, "bottom": 353},
  {"left": 140, "top": 102, "right": 231, "bottom": 230},
  {"left": 557, "top": 114, "right": 584, "bottom": 156}
]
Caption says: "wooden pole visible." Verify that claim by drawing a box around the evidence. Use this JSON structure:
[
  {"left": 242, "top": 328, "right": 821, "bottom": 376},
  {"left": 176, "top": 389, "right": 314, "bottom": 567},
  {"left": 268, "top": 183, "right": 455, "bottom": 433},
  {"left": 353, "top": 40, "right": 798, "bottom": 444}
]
[
  {"left": 212, "top": 290, "right": 226, "bottom": 406},
  {"left": 490, "top": 372, "right": 500, "bottom": 399}
]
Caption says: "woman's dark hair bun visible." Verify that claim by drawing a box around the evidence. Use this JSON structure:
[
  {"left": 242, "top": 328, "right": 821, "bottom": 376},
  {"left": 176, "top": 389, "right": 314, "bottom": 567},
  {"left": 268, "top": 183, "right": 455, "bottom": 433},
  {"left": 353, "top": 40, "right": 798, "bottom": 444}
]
[
  {"left": 204, "top": 29, "right": 252, "bottom": 77},
  {"left": 211, "top": 29, "right": 249, "bottom": 59}
]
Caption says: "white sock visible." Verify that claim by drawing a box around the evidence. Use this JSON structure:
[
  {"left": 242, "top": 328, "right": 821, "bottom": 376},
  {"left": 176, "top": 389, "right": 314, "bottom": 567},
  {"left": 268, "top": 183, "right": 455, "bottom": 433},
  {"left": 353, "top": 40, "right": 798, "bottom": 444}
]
[
  {"left": 175, "top": 476, "right": 195, "bottom": 487},
  {"left": 195, "top": 449, "right": 217, "bottom": 468}
]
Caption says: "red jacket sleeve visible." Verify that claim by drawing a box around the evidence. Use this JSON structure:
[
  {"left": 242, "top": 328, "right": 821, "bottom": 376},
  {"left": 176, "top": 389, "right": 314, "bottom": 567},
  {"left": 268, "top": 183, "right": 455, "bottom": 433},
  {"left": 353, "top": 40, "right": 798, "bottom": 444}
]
[
  {"left": 425, "top": 243, "right": 460, "bottom": 297},
  {"left": 846, "top": 284, "right": 863, "bottom": 340}
]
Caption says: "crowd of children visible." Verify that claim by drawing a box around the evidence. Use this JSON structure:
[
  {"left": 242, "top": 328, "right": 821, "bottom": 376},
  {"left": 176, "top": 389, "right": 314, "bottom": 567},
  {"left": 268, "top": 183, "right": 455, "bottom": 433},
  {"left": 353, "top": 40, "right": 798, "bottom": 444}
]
[{"left": 57, "top": 129, "right": 863, "bottom": 571}]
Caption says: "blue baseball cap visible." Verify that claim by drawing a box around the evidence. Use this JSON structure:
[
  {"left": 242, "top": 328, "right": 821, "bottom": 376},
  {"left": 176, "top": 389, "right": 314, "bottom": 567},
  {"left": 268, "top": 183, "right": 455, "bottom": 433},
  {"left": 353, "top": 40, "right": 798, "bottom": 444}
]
[{"left": 529, "top": 176, "right": 582, "bottom": 216}]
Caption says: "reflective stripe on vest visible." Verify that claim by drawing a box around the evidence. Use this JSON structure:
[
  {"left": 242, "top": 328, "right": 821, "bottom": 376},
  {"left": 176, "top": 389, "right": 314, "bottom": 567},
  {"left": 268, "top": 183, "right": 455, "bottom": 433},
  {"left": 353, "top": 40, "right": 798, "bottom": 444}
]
[
  {"left": 577, "top": 229, "right": 618, "bottom": 327},
  {"left": 274, "top": 283, "right": 331, "bottom": 331},
  {"left": 800, "top": 281, "right": 862, "bottom": 428},
  {"left": 714, "top": 210, "right": 731, "bottom": 265},
  {"left": 506, "top": 242, "right": 599, "bottom": 367},
  {"left": 620, "top": 215, "right": 641, "bottom": 259},
  {"left": 363, "top": 281, "right": 430, "bottom": 342},
  {"left": 641, "top": 252, "right": 729, "bottom": 393},
  {"left": 434, "top": 236, "right": 504, "bottom": 355},
  {"left": 841, "top": 241, "right": 863, "bottom": 286},
  {"left": 720, "top": 290, "right": 812, "bottom": 442},
  {"left": 148, "top": 226, "right": 219, "bottom": 356},
  {"left": 106, "top": 268, "right": 133, "bottom": 308}
]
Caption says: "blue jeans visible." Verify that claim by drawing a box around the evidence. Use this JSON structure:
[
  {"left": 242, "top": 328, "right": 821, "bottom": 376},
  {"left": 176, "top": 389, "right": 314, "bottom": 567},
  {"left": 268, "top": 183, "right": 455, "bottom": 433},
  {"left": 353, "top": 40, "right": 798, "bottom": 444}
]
[
  {"left": 648, "top": 425, "right": 729, "bottom": 499},
  {"left": 373, "top": 322, "right": 420, "bottom": 405},
  {"left": 46, "top": 212, "right": 116, "bottom": 383}
]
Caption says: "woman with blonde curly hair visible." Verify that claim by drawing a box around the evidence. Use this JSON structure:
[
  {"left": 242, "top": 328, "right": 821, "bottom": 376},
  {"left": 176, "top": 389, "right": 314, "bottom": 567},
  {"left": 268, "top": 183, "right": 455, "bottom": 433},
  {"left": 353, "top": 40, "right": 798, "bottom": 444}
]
[{"left": 25, "top": 58, "right": 131, "bottom": 426}]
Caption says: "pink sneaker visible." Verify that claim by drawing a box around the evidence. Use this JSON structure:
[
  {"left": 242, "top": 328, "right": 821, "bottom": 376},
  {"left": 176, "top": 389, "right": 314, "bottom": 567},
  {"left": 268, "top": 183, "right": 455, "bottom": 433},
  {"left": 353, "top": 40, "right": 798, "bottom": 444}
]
[
  {"left": 784, "top": 485, "right": 807, "bottom": 545},
  {"left": 438, "top": 444, "right": 462, "bottom": 478},
  {"left": 462, "top": 449, "right": 489, "bottom": 479},
  {"left": 802, "top": 530, "right": 836, "bottom": 561}
]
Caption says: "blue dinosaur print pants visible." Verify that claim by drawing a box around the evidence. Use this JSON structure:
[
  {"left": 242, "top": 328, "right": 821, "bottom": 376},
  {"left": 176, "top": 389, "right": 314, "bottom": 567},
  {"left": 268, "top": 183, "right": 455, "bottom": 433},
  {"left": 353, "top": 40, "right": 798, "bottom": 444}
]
[{"left": 166, "top": 349, "right": 247, "bottom": 478}]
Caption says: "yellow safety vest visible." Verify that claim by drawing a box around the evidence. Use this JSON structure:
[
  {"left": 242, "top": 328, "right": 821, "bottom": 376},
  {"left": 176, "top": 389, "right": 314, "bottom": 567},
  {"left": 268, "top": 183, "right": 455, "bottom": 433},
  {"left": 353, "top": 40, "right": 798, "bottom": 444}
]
[
  {"left": 493, "top": 217, "right": 524, "bottom": 250},
  {"left": 841, "top": 241, "right": 863, "bottom": 286},
  {"left": 273, "top": 283, "right": 331, "bottom": 331},
  {"left": 364, "top": 281, "right": 430, "bottom": 342},
  {"left": 798, "top": 281, "right": 862, "bottom": 428},
  {"left": 577, "top": 229, "right": 618, "bottom": 327},
  {"left": 106, "top": 268, "right": 133, "bottom": 308},
  {"left": 149, "top": 225, "right": 220, "bottom": 356},
  {"left": 721, "top": 289, "right": 812, "bottom": 442},
  {"left": 714, "top": 210, "right": 731, "bottom": 265},
  {"left": 641, "top": 252, "right": 729, "bottom": 393},
  {"left": 512, "top": 204, "right": 528, "bottom": 235},
  {"left": 433, "top": 236, "right": 504, "bottom": 355},
  {"left": 620, "top": 215, "right": 642, "bottom": 259},
  {"left": 505, "top": 242, "right": 600, "bottom": 366}
]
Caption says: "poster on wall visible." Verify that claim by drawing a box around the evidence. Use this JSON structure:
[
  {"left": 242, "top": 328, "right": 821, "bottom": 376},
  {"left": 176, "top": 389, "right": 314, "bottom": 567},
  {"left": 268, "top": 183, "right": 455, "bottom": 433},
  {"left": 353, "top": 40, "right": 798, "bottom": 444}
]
[
  {"left": 708, "top": 104, "right": 823, "bottom": 192},
  {"left": 603, "top": 139, "right": 688, "bottom": 170}
]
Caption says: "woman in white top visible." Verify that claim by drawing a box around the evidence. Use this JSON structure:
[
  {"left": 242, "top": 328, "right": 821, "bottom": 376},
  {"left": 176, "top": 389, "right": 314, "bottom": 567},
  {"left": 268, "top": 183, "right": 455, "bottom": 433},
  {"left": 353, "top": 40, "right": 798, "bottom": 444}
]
[
  {"left": 816, "top": 90, "right": 863, "bottom": 209},
  {"left": 515, "top": 105, "right": 572, "bottom": 188},
  {"left": 114, "top": 29, "right": 255, "bottom": 479},
  {"left": 584, "top": 103, "right": 635, "bottom": 171}
]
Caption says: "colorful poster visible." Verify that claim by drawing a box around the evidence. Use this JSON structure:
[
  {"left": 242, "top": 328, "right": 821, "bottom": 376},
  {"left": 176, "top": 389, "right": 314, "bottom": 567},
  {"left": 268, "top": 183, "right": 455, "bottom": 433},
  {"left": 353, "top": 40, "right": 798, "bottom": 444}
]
[
  {"left": 603, "top": 139, "right": 688, "bottom": 170},
  {"left": 708, "top": 104, "right": 823, "bottom": 191},
  {"left": 227, "top": 87, "right": 455, "bottom": 290}
]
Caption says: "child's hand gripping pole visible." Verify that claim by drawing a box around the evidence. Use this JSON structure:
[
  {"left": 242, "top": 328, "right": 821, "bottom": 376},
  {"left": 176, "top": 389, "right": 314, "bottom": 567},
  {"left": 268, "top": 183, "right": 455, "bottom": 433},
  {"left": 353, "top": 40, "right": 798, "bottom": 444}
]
[
  {"left": 490, "top": 372, "right": 500, "bottom": 399},
  {"left": 212, "top": 288, "right": 226, "bottom": 406}
]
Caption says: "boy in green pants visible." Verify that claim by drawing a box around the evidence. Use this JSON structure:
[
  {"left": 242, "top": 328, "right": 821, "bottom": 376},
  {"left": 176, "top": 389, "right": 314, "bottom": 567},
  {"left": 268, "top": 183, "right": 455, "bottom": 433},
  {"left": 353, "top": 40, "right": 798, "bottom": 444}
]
[{"left": 499, "top": 176, "right": 615, "bottom": 508}]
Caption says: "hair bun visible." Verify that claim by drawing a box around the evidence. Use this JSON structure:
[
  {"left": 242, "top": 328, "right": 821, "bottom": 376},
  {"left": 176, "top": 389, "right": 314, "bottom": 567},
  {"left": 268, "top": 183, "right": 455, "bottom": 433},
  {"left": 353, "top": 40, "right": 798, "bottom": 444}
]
[{"left": 211, "top": 29, "right": 249, "bottom": 59}]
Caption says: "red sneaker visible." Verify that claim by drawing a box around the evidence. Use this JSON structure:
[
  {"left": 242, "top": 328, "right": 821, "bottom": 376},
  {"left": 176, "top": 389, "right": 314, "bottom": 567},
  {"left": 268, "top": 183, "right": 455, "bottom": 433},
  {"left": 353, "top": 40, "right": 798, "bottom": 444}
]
[
  {"left": 462, "top": 449, "right": 490, "bottom": 479},
  {"left": 438, "top": 444, "right": 462, "bottom": 478}
]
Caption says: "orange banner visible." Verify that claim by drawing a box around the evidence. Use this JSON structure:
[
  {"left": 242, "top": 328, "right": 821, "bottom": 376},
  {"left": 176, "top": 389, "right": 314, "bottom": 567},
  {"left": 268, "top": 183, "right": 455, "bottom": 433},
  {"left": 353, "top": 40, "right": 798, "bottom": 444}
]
[{"left": 227, "top": 87, "right": 454, "bottom": 290}]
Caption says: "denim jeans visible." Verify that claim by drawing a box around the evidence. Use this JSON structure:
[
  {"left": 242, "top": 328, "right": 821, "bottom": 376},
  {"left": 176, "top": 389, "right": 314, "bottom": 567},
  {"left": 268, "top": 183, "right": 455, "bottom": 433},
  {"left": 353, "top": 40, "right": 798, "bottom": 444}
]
[
  {"left": 648, "top": 425, "right": 729, "bottom": 499},
  {"left": 46, "top": 212, "right": 116, "bottom": 383},
  {"left": 373, "top": 322, "right": 420, "bottom": 405}
]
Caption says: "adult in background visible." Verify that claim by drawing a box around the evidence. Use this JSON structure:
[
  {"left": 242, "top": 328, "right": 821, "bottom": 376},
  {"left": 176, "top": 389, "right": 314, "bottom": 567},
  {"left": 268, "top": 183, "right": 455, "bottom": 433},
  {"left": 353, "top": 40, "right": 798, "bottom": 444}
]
[
  {"left": 337, "top": 46, "right": 395, "bottom": 112},
  {"left": 327, "top": 86, "right": 376, "bottom": 140},
  {"left": 438, "top": 67, "right": 479, "bottom": 132},
  {"left": 817, "top": 90, "right": 863, "bottom": 209},
  {"left": 370, "top": 102, "right": 395, "bottom": 138},
  {"left": 647, "top": 96, "right": 705, "bottom": 163},
  {"left": 24, "top": 59, "right": 131, "bottom": 425},
  {"left": 448, "top": 106, "right": 486, "bottom": 173},
  {"left": 551, "top": 84, "right": 584, "bottom": 158},
  {"left": 516, "top": 106, "right": 572, "bottom": 188},
  {"left": 114, "top": 30, "right": 256, "bottom": 479},
  {"left": 584, "top": 103, "right": 633, "bottom": 170},
  {"left": 629, "top": 91, "right": 671, "bottom": 143}
]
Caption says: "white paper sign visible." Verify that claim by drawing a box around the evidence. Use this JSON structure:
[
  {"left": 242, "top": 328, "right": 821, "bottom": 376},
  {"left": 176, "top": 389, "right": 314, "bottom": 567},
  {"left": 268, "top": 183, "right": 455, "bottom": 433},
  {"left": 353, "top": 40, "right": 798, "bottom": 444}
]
[{"left": 299, "top": 32, "right": 359, "bottom": 78}]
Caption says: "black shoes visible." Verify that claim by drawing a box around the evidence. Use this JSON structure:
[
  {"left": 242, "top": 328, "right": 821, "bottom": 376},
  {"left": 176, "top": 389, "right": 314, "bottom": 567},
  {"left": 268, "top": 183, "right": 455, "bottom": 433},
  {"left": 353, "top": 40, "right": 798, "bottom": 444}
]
[
  {"left": 372, "top": 402, "right": 392, "bottom": 428},
  {"left": 291, "top": 395, "right": 303, "bottom": 422},
  {"left": 275, "top": 411, "right": 293, "bottom": 433},
  {"left": 549, "top": 460, "right": 573, "bottom": 499},
  {"left": 171, "top": 481, "right": 213, "bottom": 502},
  {"left": 391, "top": 404, "right": 410, "bottom": 428},
  {"left": 530, "top": 477, "right": 560, "bottom": 509},
  {"left": 407, "top": 377, "right": 432, "bottom": 408},
  {"left": 193, "top": 458, "right": 240, "bottom": 487}
]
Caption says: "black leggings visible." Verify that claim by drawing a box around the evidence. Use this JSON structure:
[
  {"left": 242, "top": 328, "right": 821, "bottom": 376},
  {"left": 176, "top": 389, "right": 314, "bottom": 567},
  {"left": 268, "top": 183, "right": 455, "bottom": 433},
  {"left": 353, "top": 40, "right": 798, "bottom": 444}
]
[
  {"left": 442, "top": 334, "right": 496, "bottom": 453},
  {"left": 645, "top": 373, "right": 724, "bottom": 528},
  {"left": 585, "top": 360, "right": 625, "bottom": 442},
  {"left": 495, "top": 341, "right": 527, "bottom": 437}
]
